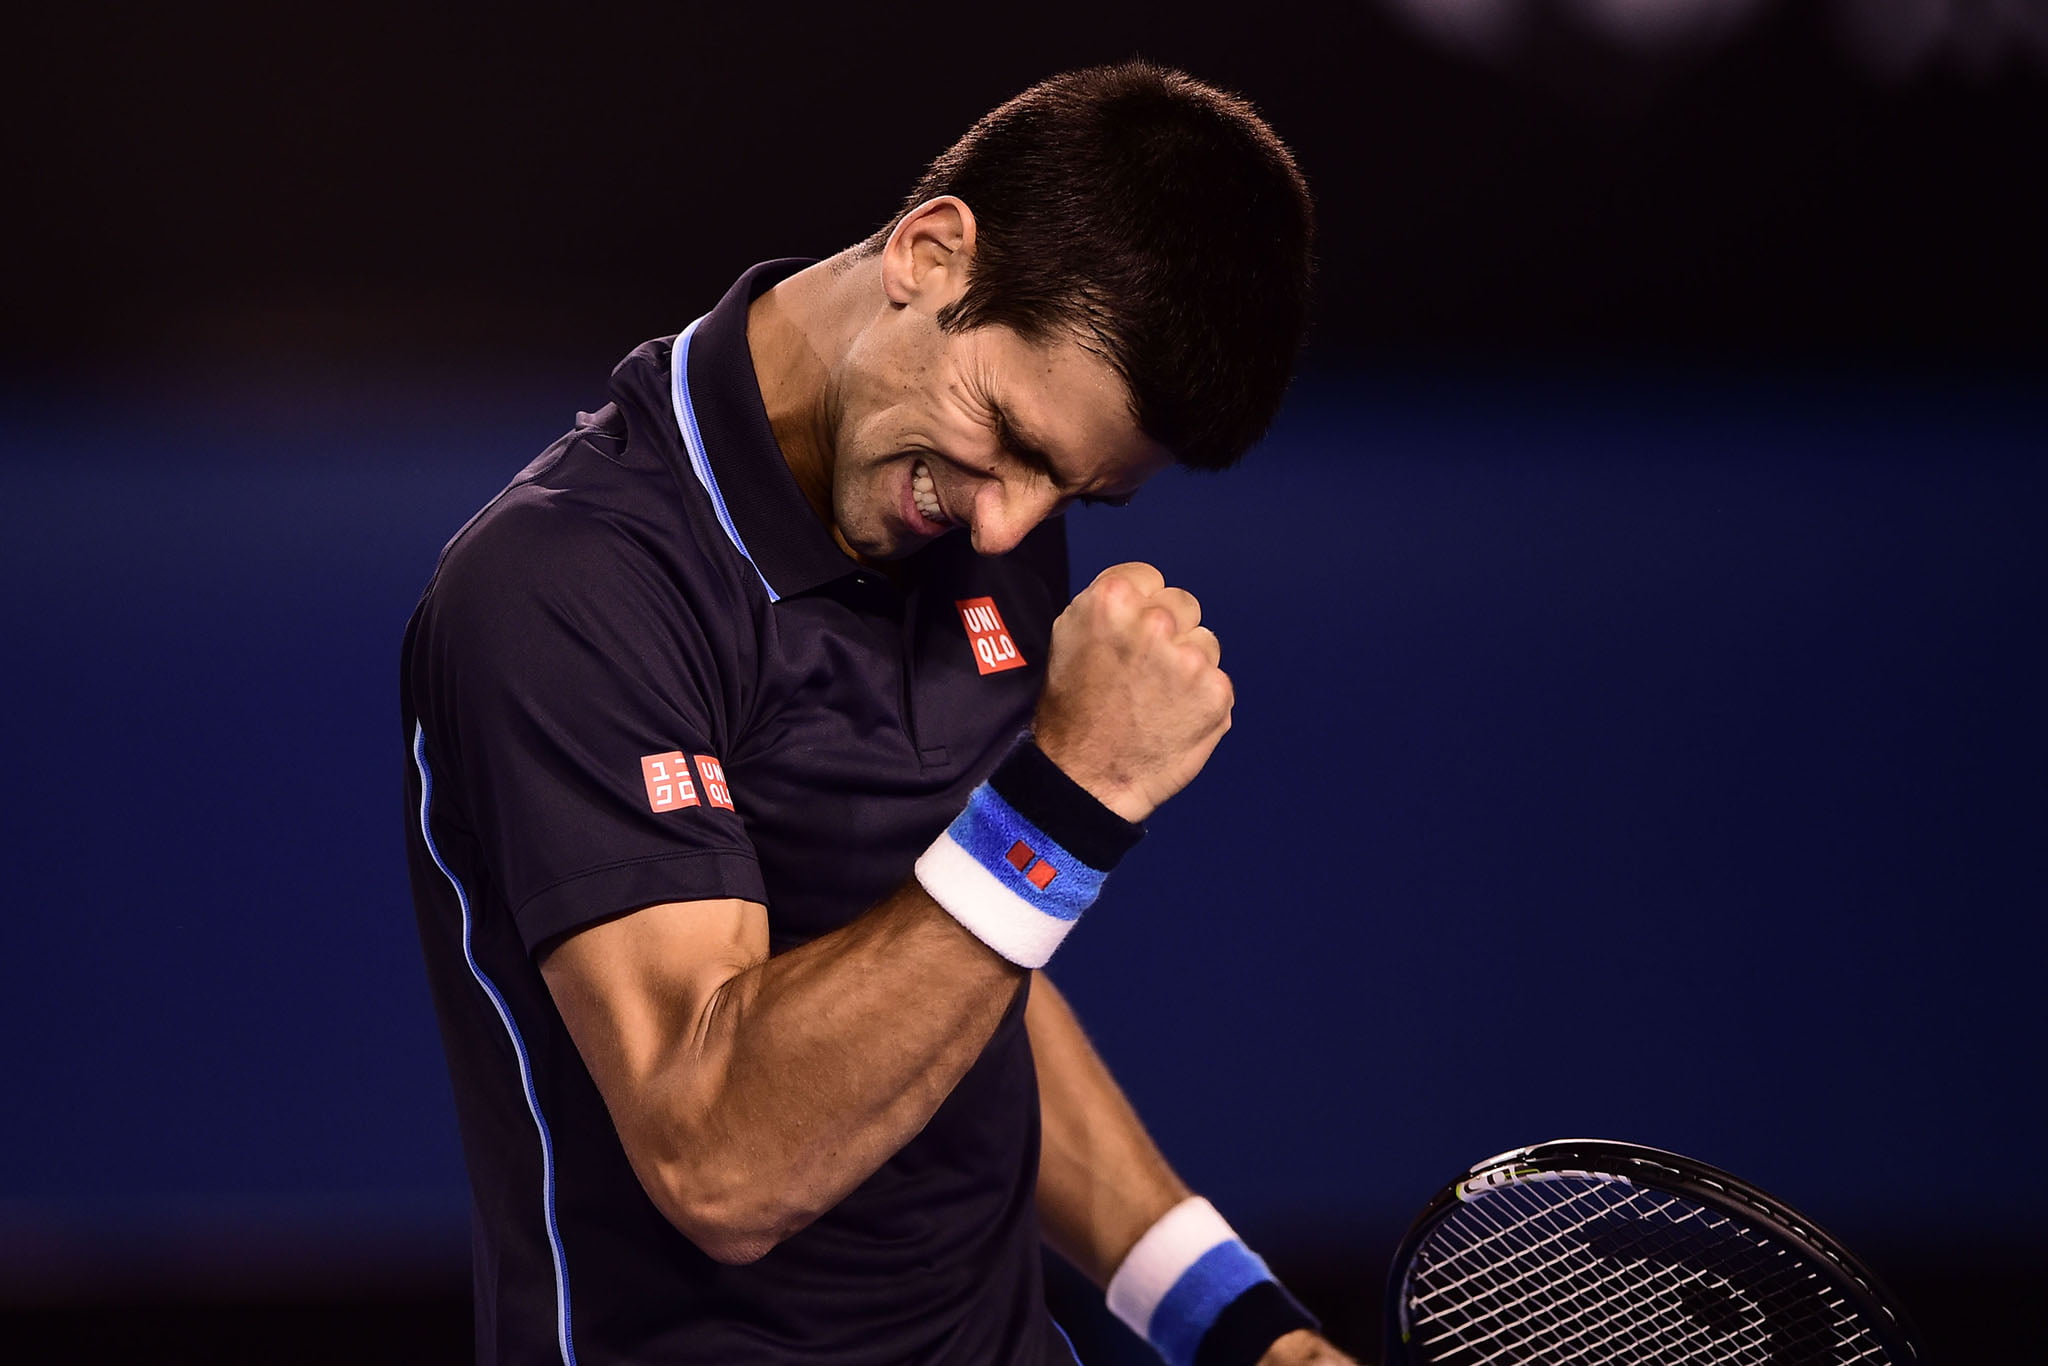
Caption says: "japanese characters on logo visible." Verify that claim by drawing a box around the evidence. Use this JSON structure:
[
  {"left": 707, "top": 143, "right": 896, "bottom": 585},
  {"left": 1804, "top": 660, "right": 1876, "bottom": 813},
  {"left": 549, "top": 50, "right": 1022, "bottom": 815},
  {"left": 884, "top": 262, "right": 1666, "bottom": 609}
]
[{"left": 640, "top": 752, "right": 699, "bottom": 811}]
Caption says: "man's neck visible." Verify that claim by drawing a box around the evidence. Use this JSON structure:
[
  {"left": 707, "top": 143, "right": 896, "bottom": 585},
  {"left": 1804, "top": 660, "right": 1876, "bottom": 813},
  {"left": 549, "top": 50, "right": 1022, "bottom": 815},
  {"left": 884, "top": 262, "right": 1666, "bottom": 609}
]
[{"left": 746, "top": 253, "right": 865, "bottom": 552}]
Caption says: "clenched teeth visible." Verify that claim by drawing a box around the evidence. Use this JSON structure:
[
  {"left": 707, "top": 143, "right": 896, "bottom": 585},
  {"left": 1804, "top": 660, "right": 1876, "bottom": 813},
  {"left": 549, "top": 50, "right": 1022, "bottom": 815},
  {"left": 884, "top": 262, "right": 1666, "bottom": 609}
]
[{"left": 912, "top": 460, "right": 946, "bottom": 524}]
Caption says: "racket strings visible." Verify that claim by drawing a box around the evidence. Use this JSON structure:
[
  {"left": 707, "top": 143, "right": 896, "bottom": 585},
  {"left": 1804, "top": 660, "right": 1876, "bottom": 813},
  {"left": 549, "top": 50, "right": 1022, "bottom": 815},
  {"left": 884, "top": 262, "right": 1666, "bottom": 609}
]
[
  {"left": 1420, "top": 1188, "right": 1771, "bottom": 1365},
  {"left": 1402, "top": 1174, "right": 1895, "bottom": 1365},
  {"left": 1421, "top": 1184, "right": 1771, "bottom": 1365},
  {"left": 1471, "top": 1182, "right": 1863, "bottom": 1365}
]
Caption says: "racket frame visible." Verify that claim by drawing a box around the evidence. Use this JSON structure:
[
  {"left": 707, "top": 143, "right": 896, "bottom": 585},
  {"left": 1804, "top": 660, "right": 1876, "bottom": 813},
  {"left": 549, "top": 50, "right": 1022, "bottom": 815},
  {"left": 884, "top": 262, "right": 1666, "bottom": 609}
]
[{"left": 1383, "top": 1137, "right": 1923, "bottom": 1365}]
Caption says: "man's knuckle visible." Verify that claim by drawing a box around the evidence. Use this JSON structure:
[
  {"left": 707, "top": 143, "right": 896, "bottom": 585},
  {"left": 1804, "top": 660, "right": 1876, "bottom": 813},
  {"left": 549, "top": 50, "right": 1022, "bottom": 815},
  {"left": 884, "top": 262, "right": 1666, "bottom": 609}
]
[{"left": 1096, "top": 576, "right": 1135, "bottom": 610}]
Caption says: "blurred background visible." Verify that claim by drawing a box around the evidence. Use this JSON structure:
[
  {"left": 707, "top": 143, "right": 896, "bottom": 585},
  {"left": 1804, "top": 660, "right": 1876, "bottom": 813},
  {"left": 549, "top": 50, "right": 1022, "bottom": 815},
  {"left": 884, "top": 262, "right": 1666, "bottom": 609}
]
[{"left": 5, "top": 0, "right": 2043, "bottom": 1360}]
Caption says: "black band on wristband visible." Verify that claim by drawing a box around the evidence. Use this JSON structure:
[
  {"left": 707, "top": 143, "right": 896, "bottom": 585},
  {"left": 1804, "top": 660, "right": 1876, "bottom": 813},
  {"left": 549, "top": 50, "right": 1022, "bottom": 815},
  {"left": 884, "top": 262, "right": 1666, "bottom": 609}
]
[
  {"left": 985, "top": 737, "right": 1145, "bottom": 872},
  {"left": 1192, "top": 1280, "right": 1321, "bottom": 1366}
]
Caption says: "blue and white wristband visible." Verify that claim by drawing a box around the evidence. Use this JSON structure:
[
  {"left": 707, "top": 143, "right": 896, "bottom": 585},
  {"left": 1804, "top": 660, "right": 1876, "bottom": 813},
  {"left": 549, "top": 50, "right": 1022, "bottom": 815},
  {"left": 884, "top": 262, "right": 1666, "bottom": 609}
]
[
  {"left": 915, "top": 739, "right": 1142, "bottom": 969},
  {"left": 1107, "top": 1197, "right": 1319, "bottom": 1366}
]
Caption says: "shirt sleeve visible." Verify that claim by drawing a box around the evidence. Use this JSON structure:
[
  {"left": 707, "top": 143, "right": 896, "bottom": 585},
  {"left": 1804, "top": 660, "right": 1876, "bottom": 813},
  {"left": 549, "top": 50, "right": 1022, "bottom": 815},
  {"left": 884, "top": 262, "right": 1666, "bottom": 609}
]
[{"left": 407, "top": 482, "right": 766, "bottom": 953}]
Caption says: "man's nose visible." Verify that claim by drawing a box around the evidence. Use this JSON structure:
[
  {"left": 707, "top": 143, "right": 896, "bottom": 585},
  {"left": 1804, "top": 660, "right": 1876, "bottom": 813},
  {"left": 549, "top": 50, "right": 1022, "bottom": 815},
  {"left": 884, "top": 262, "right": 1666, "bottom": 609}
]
[{"left": 968, "top": 479, "right": 1063, "bottom": 556}]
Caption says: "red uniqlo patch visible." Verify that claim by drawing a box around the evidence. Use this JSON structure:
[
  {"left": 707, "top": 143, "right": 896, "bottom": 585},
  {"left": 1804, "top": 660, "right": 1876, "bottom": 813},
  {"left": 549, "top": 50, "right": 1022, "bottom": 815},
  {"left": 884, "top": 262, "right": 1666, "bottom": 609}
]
[
  {"left": 641, "top": 752, "right": 699, "bottom": 812},
  {"left": 693, "top": 754, "right": 735, "bottom": 812},
  {"left": 956, "top": 596, "right": 1026, "bottom": 675},
  {"left": 1004, "top": 839, "right": 1061, "bottom": 890}
]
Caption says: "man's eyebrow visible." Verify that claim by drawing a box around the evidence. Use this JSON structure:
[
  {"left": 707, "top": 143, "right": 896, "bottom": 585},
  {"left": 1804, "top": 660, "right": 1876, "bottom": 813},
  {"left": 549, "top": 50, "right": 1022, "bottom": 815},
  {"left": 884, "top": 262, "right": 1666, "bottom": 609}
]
[{"left": 989, "top": 401, "right": 1064, "bottom": 486}]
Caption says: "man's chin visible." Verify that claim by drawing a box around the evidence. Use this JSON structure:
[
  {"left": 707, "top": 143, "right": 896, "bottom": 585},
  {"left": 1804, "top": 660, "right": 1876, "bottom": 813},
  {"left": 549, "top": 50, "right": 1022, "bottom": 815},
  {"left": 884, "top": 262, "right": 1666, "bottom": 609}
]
[
  {"left": 833, "top": 521, "right": 929, "bottom": 565},
  {"left": 868, "top": 533, "right": 948, "bottom": 563},
  {"left": 837, "top": 505, "right": 966, "bottom": 562}
]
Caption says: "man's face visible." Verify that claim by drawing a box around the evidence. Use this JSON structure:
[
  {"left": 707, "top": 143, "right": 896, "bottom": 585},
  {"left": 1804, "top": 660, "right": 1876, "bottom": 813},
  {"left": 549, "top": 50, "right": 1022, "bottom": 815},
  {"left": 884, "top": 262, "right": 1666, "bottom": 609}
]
[{"left": 825, "top": 310, "right": 1173, "bottom": 562}]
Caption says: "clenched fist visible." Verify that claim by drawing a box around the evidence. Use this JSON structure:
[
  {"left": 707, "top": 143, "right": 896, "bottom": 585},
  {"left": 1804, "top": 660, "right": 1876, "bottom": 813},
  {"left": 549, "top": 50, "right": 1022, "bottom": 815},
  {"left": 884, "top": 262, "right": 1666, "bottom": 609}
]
[{"left": 1032, "top": 562, "right": 1233, "bottom": 824}]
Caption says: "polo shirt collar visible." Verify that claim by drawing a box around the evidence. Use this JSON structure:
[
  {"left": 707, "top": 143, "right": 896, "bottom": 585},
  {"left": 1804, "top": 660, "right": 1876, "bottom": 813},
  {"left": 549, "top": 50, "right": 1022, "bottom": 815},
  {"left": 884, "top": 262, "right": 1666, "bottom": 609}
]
[{"left": 670, "top": 258, "right": 860, "bottom": 601}]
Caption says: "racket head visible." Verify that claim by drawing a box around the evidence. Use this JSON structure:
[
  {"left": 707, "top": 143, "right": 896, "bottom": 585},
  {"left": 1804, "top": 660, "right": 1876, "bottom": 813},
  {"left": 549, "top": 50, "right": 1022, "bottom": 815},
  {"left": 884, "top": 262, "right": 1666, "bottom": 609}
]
[{"left": 1385, "top": 1138, "right": 1923, "bottom": 1366}]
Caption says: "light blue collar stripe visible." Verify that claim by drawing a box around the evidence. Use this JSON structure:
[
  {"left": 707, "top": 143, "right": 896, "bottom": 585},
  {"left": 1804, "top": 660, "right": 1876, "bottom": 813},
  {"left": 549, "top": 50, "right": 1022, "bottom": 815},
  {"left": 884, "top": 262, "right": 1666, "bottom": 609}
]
[
  {"left": 670, "top": 315, "right": 780, "bottom": 603},
  {"left": 413, "top": 723, "right": 578, "bottom": 1366}
]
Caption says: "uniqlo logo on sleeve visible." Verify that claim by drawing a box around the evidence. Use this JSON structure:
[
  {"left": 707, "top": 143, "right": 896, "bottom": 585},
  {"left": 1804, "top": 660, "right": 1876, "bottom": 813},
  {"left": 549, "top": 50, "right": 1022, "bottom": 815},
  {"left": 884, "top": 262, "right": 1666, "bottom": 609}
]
[
  {"left": 693, "top": 754, "right": 736, "bottom": 811},
  {"left": 640, "top": 752, "right": 699, "bottom": 812},
  {"left": 956, "top": 596, "right": 1026, "bottom": 675}
]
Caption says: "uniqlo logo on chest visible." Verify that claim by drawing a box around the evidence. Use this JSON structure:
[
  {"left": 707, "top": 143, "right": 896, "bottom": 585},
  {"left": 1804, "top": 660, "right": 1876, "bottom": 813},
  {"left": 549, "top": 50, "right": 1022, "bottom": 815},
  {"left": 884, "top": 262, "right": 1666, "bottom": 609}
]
[{"left": 956, "top": 596, "right": 1026, "bottom": 675}]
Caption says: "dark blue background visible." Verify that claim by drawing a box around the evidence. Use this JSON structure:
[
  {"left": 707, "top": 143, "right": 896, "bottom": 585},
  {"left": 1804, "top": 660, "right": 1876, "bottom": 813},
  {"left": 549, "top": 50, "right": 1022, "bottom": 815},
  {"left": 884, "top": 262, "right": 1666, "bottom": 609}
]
[
  {"left": 6, "top": 362, "right": 2040, "bottom": 1310},
  {"left": 7, "top": 2, "right": 2045, "bottom": 1356}
]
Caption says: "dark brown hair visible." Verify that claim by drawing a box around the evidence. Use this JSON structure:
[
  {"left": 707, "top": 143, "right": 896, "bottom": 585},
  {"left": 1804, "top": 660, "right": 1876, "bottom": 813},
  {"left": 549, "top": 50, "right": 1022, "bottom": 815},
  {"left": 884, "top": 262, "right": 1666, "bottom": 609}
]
[{"left": 865, "top": 62, "right": 1315, "bottom": 471}]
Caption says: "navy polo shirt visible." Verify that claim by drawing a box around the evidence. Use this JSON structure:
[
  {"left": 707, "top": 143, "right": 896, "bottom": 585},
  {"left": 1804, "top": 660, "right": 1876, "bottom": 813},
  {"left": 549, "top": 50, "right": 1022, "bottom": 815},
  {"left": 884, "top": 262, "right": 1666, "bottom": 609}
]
[{"left": 401, "top": 260, "right": 1079, "bottom": 1365}]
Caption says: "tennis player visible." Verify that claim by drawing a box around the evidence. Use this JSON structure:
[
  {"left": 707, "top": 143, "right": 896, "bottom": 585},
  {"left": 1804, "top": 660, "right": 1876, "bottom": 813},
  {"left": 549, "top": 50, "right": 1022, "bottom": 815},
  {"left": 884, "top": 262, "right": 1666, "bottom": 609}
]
[{"left": 401, "top": 62, "right": 1348, "bottom": 1366}]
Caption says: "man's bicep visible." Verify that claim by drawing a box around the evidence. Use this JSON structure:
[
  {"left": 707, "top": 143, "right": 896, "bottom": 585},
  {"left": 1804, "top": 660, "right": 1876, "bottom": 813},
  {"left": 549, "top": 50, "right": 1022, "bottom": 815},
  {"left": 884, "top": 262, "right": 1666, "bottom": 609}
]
[{"left": 540, "top": 898, "right": 770, "bottom": 1109}]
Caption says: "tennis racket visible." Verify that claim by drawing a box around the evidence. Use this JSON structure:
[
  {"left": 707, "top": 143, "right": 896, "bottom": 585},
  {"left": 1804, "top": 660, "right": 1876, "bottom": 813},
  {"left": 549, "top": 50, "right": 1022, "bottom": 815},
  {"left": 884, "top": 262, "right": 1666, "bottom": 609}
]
[{"left": 1384, "top": 1138, "right": 1922, "bottom": 1365}]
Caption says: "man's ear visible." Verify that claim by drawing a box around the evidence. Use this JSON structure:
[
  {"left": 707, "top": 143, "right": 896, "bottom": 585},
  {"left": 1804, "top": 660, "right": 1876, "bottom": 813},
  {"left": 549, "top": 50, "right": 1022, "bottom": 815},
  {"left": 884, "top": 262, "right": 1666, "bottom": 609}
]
[{"left": 880, "top": 196, "right": 978, "bottom": 310}]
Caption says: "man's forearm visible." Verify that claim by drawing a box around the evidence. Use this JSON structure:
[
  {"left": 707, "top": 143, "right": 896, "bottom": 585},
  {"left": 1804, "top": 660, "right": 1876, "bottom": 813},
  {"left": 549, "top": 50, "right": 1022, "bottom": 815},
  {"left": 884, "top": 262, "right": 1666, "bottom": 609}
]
[
  {"left": 549, "top": 883, "right": 1023, "bottom": 1265},
  {"left": 1028, "top": 972, "right": 1190, "bottom": 1284},
  {"left": 696, "top": 886, "right": 1022, "bottom": 1242},
  {"left": 1029, "top": 978, "right": 1350, "bottom": 1366}
]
